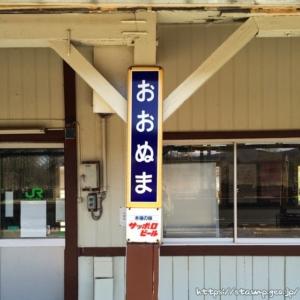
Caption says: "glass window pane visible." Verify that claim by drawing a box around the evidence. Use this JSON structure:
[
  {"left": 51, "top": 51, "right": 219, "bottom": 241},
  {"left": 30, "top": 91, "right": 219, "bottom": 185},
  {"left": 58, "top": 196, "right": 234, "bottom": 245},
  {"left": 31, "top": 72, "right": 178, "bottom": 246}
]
[
  {"left": 0, "top": 149, "right": 65, "bottom": 238},
  {"left": 237, "top": 143, "right": 300, "bottom": 238},
  {"left": 163, "top": 144, "right": 233, "bottom": 238}
]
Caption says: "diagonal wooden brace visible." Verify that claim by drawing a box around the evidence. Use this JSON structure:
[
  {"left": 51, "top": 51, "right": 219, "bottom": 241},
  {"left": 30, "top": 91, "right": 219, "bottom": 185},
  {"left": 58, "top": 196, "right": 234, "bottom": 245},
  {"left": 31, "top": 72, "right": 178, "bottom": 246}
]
[
  {"left": 50, "top": 40, "right": 127, "bottom": 122},
  {"left": 163, "top": 17, "right": 259, "bottom": 121}
]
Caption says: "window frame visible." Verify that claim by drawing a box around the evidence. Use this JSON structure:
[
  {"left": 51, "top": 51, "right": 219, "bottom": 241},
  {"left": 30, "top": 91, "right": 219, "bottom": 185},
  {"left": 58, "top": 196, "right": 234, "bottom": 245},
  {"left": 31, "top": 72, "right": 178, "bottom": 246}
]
[
  {"left": 163, "top": 134, "right": 300, "bottom": 245},
  {"left": 0, "top": 142, "right": 65, "bottom": 247}
]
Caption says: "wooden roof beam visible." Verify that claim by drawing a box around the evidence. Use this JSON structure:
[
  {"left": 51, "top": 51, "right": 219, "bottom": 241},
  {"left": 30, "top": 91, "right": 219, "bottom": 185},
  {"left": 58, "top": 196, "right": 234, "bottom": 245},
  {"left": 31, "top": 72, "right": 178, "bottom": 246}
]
[
  {"left": 0, "top": 13, "right": 143, "bottom": 48},
  {"left": 255, "top": 15, "right": 300, "bottom": 37}
]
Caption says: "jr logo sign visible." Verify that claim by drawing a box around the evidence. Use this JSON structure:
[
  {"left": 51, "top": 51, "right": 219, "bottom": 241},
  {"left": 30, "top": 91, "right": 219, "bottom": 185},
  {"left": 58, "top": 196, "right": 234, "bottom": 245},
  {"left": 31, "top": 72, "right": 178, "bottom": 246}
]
[{"left": 25, "top": 188, "right": 44, "bottom": 200}]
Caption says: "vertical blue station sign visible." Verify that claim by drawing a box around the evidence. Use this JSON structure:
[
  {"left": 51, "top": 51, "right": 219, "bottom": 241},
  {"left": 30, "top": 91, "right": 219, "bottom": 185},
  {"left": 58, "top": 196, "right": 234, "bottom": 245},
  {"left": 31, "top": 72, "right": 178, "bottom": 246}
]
[{"left": 127, "top": 67, "right": 163, "bottom": 208}]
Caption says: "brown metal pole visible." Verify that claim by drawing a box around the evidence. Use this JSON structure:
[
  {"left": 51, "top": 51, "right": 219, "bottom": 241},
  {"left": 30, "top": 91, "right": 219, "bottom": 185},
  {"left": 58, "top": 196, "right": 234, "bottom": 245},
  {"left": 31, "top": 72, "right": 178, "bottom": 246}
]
[
  {"left": 63, "top": 62, "right": 78, "bottom": 300},
  {"left": 126, "top": 243, "right": 159, "bottom": 300}
]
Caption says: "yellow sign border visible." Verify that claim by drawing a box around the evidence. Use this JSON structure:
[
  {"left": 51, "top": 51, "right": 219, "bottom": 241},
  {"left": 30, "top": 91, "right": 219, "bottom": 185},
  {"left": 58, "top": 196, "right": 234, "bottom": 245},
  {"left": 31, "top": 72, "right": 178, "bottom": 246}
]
[{"left": 126, "top": 66, "right": 163, "bottom": 208}]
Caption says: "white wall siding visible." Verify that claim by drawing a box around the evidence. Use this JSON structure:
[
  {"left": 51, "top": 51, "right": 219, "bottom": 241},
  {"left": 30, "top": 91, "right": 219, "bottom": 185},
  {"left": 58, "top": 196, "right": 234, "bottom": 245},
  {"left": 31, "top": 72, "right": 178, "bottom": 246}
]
[
  {"left": 79, "top": 257, "right": 94, "bottom": 300},
  {"left": 158, "top": 256, "right": 300, "bottom": 300},
  {"left": 113, "top": 257, "right": 126, "bottom": 300},
  {"left": 158, "top": 24, "right": 300, "bottom": 131},
  {"left": 269, "top": 257, "right": 285, "bottom": 300},
  {"left": 159, "top": 257, "right": 173, "bottom": 300},
  {"left": 79, "top": 255, "right": 300, "bottom": 300},
  {"left": 252, "top": 257, "right": 268, "bottom": 299},
  {"left": 204, "top": 256, "right": 221, "bottom": 300},
  {"left": 77, "top": 46, "right": 132, "bottom": 247},
  {"left": 79, "top": 256, "right": 125, "bottom": 300},
  {"left": 0, "top": 48, "right": 64, "bottom": 128},
  {"left": 76, "top": 47, "right": 105, "bottom": 247},
  {"left": 0, "top": 247, "right": 64, "bottom": 300},
  {"left": 220, "top": 257, "right": 236, "bottom": 300},
  {"left": 189, "top": 257, "right": 204, "bottom": 300},
  {"left": 76, "top": 47, "right": 107, "bottom": 247},
  {"left": 236, "top": 257, "right": 252, "bottom": 300},
  {"left": 286, "top": 257, "right": 300, "bottom": 297},
  {"left": 173, "top": 257, "right": 189, "bottom": 300}
]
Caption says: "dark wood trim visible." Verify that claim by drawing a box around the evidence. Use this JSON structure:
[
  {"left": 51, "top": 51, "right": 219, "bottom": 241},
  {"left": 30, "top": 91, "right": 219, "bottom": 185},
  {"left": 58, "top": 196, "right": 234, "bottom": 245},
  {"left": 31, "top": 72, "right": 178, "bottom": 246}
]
[
  {"left": 79, "top": 247, "right": 126, "bottom": 257},
  {"left": 126, "top": 244, "right": 159, "bottom": 300},
  {"left": 63, "top": 62, "right": 78, "bottom": 300},
  {"left": 0, "top": 129, "right": 64, "bottom": 143},
  {"left": 160, "top": 245, "right": 300, "bottom": 256},
  {"left": 64, "top": 63, "right": 76, "bottom": 125},
  {"left": 78, "top": 245, "right": 300, "bottom": 256},
  {"left": 164, "top": 130, "right": 300, "bottom": 140}
]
